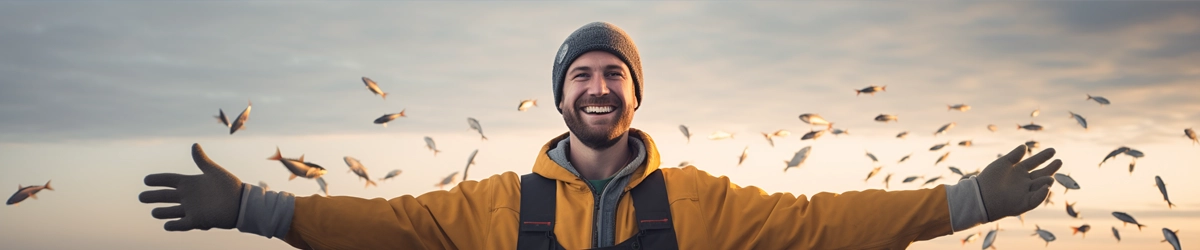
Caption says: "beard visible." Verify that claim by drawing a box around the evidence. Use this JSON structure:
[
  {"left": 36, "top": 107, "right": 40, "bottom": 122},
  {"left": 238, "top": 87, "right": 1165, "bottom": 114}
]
[{"left": 563, "top": 94, "right": 634, "bottom": 150}]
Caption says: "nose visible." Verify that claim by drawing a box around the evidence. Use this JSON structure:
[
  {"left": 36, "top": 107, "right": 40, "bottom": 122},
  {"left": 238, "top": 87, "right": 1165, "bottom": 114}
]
[{"left": 585, "top": 73, "right": 609, "bottom": 97}]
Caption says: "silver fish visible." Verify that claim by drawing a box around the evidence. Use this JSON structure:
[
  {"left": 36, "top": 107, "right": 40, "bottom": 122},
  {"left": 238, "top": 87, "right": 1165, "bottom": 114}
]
[
  {"left": 436, "top": 171, "right": 459, "bottom": 190},
  {"left": 982, "top": 225, "right": 1001, "bottom": 250},
  {"left": 874, "top": 114, "right": 898, "bottom": 123},
  {"left": 1066, "top": 200, "right": 1081, "bottom": 218},
  {"left": 1162, "top": 228, "right": 1181, "bottom": 250},
  {"left": 959, "top": 140, "right": 973, "bottom": 147},
  {"left": 1068, "top": 111, "right": 1088, "bottom": 130},
  {"left": 935, "top": 122, "right": 956, "bottom": 136},
  {"left": 1032, "top": 224, "right": 1056, "bottom": 247},
  {"left": 883, "top": 173, "right": 893, "bottom": 189},
  {"left": 463, "top": 149, "right": 478, "bottom": 181},
  {"left": 783, "top": 146, "right": 812, "bottom": 172},
  {"left": 1112, "top": 226, "right": 1121, "bottom": 242},
  {"left": 6, "top": 180, "right": 53, "bottom": 206},
  {"left": 362, "top": 76, "right": 388, "bottom": 100},
  {"left": 259, "top": 181, "right": 269, "bottom": 191},
  {"left": 1031, "top": 108, "right": 1041, "bottom": 118},
  {"left": 948, "top": 104, "right": 970, "bottom": 112},
  {"left": 374, "top": 110, "right": 407, "bottom": 127},
  {"left": 1054, "top": 173, "right": 1080, "bottom": 194},
  {"left": 800, "top": 129, "right": 825, "bottom": 140},
  {"left": 378, "top": 169, "right": 402, "bottom": 181},
  {"left": 343, "top": 156, "right": 377, "bottom": 188},
  {"left": 709, "top": 131, "right": 735, "bottom": 140},
  {"left": 1071, "top": 224, "right": 1091, "bottom": 238},
  {"left": 864, "top": 166, "right": 882, "bottom": 182},
  {"left": 1087, "top": 94, "right": 1110, "bottom": 105},
  {"left": 831, "top": 128, "right": 849, "bottom": 136},
  {"left": 949, "top": 166, "right": 964, "bottom": 176},
  {"left": 960, "top": 231, "right": 981, "bottom": 246},
  {"left": 771, "top": 129, "right": 790, "bottom": 137},
  {"left": 896, "top": 131, "right": 909, "bottom": 139},
  {"left": 1025, "top": 140, "right": 1040, "bottom": 154},
  {"left": 215, "top": 108, "right": 229, "bottom": 128},
  {"left": 229, "top": 100, "right": 251, "bottom": 135},
  {"left": 921, "top": 176, "right": 942, "bottom": 188},
  {"left": 935, "top": 151, "right": 950, "bottom": 166},
  {"left": 267, "top": 147, "right": 327, "bottom": 181},
  {"left": 854, "top": 85, "right": 886, "bottom": 96},
  {"left": 987, "top": 124, "right": 998, "bottom": 132},
  {"left": 762, "top": 132, "right": 775, "bottom": 147},
  {"left": 680, "top": 125, "right": 692, "bottom": 143},
  {"left": 1112, "top": 212, "right": 1146, "bottom": 231},
  {"left": 902, "top": 175, "right": 922, "bottom": 183},
  {"left": 517, "top": 99, "right": 537, "bottom": 112},
  {"left": 1100, "top": 146, "right": 1131, "bottom": 167},
  {"left": 1186, "top": 128, "right": 1197, "bottom": 145},
  {"left": 865, "top": 151, "right": 879, "bottom": 163},
  {"left": 468, "top": 117, "right": 488, "bottom": 141},
  {"left": 316, "top": 177, "right": 329, "bottom": 196},
  {"left": 424, "top": 136, "right": 441, "bottom": 156},
  {"left": 898, "top": 154, "right": 911, "bottom": 163},
  {"left": 1155, "top": 176, "right": 1176, "bottom": 209},
  {"left": 1124, "top": 149, "right": 1144, "bottom": 158},
  {"left": 1017, "top": 123, "right": 1044, "bottom": 131},
  {"left": 798, "top": 113, "right": 833, "bottom": 129},
  {"left": 930, "top": 141, "right": 951, "bottom": 151},
  {"left": 738, "top": 146, "right": 749, "bottom": 166}
]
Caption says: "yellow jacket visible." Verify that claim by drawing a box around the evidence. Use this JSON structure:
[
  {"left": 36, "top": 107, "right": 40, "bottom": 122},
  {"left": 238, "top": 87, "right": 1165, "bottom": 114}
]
[{"left": 282, "top": 129, "right": 953, "bottom": 249}]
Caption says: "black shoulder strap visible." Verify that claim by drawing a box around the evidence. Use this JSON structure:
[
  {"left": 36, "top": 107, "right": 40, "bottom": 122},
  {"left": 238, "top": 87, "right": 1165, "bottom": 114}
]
[
  {"left": 518, "top": 173, "right": 558, "bottom": 249},
  {"left": 631, "top": 169, "right": 674, "bottom": 231}
]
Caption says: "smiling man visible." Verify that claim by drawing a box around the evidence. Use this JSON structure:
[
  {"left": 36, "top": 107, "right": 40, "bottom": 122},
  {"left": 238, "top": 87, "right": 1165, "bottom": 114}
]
[{"left": 140, "top": 21, "right": 1063, "bottom": 249}]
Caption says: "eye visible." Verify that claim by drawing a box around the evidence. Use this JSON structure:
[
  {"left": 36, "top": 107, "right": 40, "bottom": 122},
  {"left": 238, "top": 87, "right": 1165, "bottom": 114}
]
[
  {"left": 605, "top": 72, "right": 624, "bottom": 78},
  {"left": 572, "top": 73, "right": 590, "bottom": 80}
]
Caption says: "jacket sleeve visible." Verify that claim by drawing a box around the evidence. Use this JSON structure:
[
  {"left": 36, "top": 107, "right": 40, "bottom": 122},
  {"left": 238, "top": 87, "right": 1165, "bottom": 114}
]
[
  {"left": 688, "top": 167, "right": 953, "bottom": 249},
  {"left": 281, "top": 172, "right": 516, "bottom": 250}
]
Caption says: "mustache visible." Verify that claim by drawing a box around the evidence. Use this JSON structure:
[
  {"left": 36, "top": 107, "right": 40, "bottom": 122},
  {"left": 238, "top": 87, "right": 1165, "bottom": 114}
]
[
  {"left": 575, "top": 94, "right": 622, "bottom": 108},
  {"left": 576, "top": 92, "right": 624, "bottom": 106}
]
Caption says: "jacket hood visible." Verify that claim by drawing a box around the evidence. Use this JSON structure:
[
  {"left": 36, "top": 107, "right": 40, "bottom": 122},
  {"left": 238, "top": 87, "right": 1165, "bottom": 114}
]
[{"left": 532, "top": 128, "right": 662, "bottom": 191}]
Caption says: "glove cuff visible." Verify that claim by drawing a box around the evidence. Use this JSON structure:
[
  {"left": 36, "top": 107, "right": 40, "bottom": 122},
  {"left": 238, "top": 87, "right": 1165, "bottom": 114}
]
[
  {"left": 236, "top": 184, "right": 295, "bottom": 239},
  {"left": 944, "top": 177, "right": 988, "bottom": 231}
]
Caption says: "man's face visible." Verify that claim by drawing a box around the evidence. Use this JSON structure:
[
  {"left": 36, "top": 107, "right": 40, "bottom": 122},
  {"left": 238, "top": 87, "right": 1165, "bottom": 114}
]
[{"left": 560, "top": 51, "right": 637, "bottom": 150}]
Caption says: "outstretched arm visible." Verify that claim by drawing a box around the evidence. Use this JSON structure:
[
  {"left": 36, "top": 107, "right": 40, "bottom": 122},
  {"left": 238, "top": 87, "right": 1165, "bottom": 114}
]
[
  {"left": 689, "top": 144, "right": 1059, "bottom": 249},
  {"left": 268, "top": 173, "right": 516, "bottom": 249}
]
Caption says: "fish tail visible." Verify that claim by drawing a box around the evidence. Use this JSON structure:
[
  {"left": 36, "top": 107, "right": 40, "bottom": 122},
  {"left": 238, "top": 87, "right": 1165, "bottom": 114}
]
[
  {"left": 1086, "top": 94, "right": 1093, "bottom": 100},
  {"left": 532, "top": 100, "right": 537, "bottom": 106},
  {"left": 381, "top": 92, "right": 388, "bottom": 100},
  {"left": 854, "top": 89, "right": 861, "bottom": 96},
  {"left": 399, "top": 109, "right": 406, "bottom": 117},
  {"left": 268, "top": 147, "right": 282, "bottom": 161},
  {"left": 481, "top": 135, "right": 488, "bottom": 141},
  {"left": 881, "top": 85, "right": 886, "bottom": 91},
  {"left": 1137, "top": 224, "right": 1145, "bottom": 231},
  {"left": 43, "top": 180, "right": 52, "bottom": 191},
  {"left": 1071, "top": 227, "right": 1080, "bottom": 235},
  {"left": 435, "top": 149, "right": 441, "bottom": 156},
  {"left": 1169, "top": 201, "right": 1176, "bottom": 209},
  {"left": 366, "top": 180, "right": 377, "bottom": 188}
]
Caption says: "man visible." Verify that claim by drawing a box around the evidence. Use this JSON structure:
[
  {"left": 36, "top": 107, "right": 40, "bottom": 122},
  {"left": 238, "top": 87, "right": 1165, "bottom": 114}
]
[{"left": 140, "top": 22, "right": 1061, "bottom": 249}]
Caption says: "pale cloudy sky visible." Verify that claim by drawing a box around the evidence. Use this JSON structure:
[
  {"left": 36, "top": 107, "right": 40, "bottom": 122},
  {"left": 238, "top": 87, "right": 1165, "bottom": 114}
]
[{"left": 1, "top": 1, "right": 1198, "bottom": 249}]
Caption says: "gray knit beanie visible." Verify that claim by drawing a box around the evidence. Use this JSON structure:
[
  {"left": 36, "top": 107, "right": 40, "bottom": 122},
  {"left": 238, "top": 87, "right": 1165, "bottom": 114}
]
[{"left": 552, "top": 22, "right": 643, "bottom": 114}]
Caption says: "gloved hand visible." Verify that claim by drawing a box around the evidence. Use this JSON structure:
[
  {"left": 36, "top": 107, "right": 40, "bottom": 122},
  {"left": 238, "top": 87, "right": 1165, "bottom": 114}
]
[
  {"left": 977, "top": 144, "right": 1062, "bottom": 222},
  {"left": 139, "top": 143, "right": 245, "bottom": 231}
]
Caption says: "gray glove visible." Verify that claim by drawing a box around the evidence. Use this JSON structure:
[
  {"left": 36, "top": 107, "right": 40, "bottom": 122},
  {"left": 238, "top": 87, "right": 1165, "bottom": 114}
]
[
  {"left": 977, "top": 144, "right": 1062, "bottom": 222},
  {"left": 139, "top": 143, "right": 244, "bottom": 231}
]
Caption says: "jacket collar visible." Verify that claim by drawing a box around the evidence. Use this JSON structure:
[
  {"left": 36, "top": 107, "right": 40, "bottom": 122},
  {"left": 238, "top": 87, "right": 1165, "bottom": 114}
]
[{"left": 532, "top": 128, "right": 662, "bottom": 191}]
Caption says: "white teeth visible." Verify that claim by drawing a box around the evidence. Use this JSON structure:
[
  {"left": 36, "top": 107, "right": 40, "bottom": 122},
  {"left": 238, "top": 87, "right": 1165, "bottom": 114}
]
[{"left": 583, "top": 106, "right": 614, "bottom": 114}]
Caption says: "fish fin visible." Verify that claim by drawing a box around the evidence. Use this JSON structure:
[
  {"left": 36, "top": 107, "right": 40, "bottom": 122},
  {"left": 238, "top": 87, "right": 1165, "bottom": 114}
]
[
  {"left": 1137, "top": 224, "right": 1144, "bottom": 231},
  {"left": 482, "top": 135, "right": 488, "bottom": 141},
  {"left": 382, "top": 123, "right": 387, "bottom": 128},
  {"left": 435, "top": 150, "right": 440, "bottom": 156},
  {"left": 43, "top": 180, "right": 51, "bottom": 191},
  {"left": 399, "top": 109, "right": 406, "bottom": 117},
  {"left": 298, "top": 154, "right": 305, "bottom": 162},
  {"left": 268, "top": 147, "right": 282, "bottom": 161},
  {"left": 289, "top": 174, "right": 297, "bottom": 181},
  {"left": 29, "top": 193, "right": 37, "bottom": 200},
  {"left": 366, "top": 180, "right": 377, "bottom": 188}
]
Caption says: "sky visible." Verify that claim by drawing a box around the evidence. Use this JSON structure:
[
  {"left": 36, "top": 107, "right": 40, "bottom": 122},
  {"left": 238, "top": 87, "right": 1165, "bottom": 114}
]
[{"left": 1, "top": 1, "right": 1198, "bottom": 249}]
